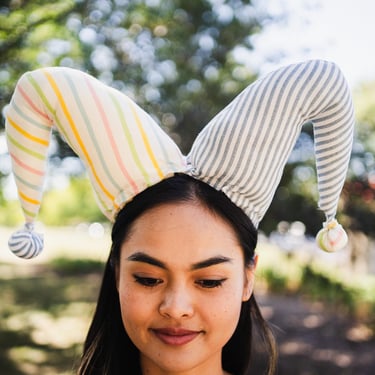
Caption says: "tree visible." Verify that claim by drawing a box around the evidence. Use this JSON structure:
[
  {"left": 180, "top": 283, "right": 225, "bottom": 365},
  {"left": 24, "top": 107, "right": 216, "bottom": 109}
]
[
  {"left": 353, "top": 82, "right": 375, "bottom": 155},
  {"left": 6, "top": 0, "right": 368, "bottom": 238},
  {"left": 0, "top": 0, "right": 269, "bottom": 226},
  {"left": 340, "top": 82, "right": 375, "bottom": 237},
  {"left": 0, "top": 0, "right": 262, "bottom": 154}
]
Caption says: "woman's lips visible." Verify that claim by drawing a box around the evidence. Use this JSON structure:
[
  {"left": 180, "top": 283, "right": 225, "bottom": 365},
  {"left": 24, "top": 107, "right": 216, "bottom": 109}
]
[{"left": 152, "top": 328, "right": 201, "bottom": 346}]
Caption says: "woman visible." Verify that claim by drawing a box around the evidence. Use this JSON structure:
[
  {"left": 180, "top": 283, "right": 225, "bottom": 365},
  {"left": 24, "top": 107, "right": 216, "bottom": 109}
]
[
  {"left": 78, "top": 174, "right": 277, "bottom": 375},
  {"left": 6, "top": 59, "right": 354, "bottom": 374}
]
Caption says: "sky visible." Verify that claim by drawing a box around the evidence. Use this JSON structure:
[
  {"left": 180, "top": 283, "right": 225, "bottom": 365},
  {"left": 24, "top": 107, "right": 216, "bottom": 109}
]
[{"left": 243, "top": 0, "right": 375, "bottom": 89}]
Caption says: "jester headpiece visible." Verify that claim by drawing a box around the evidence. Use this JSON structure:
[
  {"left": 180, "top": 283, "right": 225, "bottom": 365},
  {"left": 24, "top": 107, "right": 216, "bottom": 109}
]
[{"left": 5, "top": 59, "right": 354, "bottom": 259}]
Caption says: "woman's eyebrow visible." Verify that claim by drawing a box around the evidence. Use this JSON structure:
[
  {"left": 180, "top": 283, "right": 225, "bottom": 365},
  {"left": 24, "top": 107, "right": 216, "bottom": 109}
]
[
  {"left": 126, "top": 252, "right": 167, "bottom": 269},
  {"left": 190, "top": 256, "right": 233, "bottom": 270},
  {"left": 126, "top": 252, "right": 232, "bottom": 270}
]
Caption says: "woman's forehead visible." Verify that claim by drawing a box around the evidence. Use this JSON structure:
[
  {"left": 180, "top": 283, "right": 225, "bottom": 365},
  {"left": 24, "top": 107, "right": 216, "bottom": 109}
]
[
  {"left": 130, "top": 201, "right": 234, "bottom": 232},
  {"left": 120, "top": 202, "right": 244, "bottom": 264}
]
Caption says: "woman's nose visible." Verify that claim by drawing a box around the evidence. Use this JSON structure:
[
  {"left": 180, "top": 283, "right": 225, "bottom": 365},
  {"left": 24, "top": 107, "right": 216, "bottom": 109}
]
[{"left": 158, "top": 285, "right": 194, "bottom": 319}]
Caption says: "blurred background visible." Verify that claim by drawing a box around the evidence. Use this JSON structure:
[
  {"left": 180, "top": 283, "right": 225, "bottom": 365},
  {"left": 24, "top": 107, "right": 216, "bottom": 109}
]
[{"left": 0, "top": 0, "right": 374, "bottom": 374}]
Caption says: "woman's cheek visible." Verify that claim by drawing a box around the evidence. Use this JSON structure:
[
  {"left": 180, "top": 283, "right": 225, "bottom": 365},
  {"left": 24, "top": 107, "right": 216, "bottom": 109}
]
[
  {"left": 118, "top": 285, "right": 152, "bottom": 343},
  {"left": 119, "top": 280, "right": 147, "bottom": 311},
  {"left": 200, "top": 284, "right": 243, "bottom": 319}
]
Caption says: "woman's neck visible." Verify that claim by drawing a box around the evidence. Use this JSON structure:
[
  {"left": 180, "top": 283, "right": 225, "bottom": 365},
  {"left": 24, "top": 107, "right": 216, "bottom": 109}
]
[{"left": 140, "top": 355, "right": 232, "bottom": 375}]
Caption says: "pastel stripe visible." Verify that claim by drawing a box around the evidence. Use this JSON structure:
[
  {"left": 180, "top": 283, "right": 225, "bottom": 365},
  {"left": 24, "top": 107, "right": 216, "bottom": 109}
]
[
  {"left": 12, "top": 102, "right": 51, "bottom": 132},
  {"left": 64, "top": 73, "right": 124, "bottom": 195},
  {"left": 7, "top": 134, "right": 45, "bottom": 160},
  {"left": 43, "top": 70, "right": 115, "bottom": 202},
  {"left": 85, "top": 78, "right": 139, "bottom": 193},
  {"left": 19, "top": 191, "right": 40, "bottom": 205},
  {"left": 18, "top": 84, "right": 51, "bottom": 121},
  {"left": 109, "top": 92, "right": 151, "bottom": 185},
  {"left": 7, "top": 116, "right": 49, "bottom": 146},
  {"left": 27, "top": 74, "right": 55, "bottom": 115},
  {"left": 9, "top": 152, "right": 44, "bottom": 176},
  {"left": 23, "top": 207, "right": 37, "bottom": 219},
  {"left": 128, "top": 99, "right": 165, "bottom": 180},
  {"left": 149, "top": 121, "right": 178, "bottom": 170},
  {"left": 14, "top": 172, "right": 41, "bottom": 190},
  {"left": 25, "top": 72, "right": 72, "bottom": 144}
]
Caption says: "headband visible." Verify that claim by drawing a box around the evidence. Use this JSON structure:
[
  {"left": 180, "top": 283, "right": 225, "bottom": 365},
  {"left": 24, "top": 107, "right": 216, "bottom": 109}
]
[{"left": 5, "top": 59, "right": 354, "bottom": 258}]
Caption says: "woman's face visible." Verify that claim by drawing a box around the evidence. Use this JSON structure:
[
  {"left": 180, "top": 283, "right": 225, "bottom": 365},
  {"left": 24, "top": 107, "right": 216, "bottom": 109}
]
[{"left": 116, "top": 202, "right": 256, "bottom": 375}]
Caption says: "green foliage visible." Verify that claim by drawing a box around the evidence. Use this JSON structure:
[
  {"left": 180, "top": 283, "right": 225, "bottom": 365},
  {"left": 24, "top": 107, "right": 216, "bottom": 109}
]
[
  {"left": 50, "top": 257, "right": 104, "bottom": 275},
  {"left": 0, "top": 175, "right": 107, "bottom": 227},
  {"left": 0, "top": 0, "right": 262, "bottom": 153},
  {"left": 301, "top": 265, "right": 358, "bottom": 314},
  {"left": 342, "top": 179, "right": 375, "bottom": 235},
  {"left": 261, "top": 268, "right": 288, "bottom": 293},
  {"left": 39, "top": 177, "right": 105, "bottom": 225},
  {"left": 354, "top": 82, "right": 375, "bottom": 154},
  {"left": 0, "top": 0, "right": 81, "bottom": 114},
  {"left": 0, "top": 199, "right": 23, "bottom": 226},
  {"left": 336, "top": 82, "right": 375, "bottom": 236},
  {"left": 260, "top": 248, "right": 375, "bottom": 327}
]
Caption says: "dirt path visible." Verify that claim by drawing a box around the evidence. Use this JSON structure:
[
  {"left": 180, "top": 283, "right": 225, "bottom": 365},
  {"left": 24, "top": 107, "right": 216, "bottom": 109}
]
[{"left": 257, "top": 292, "right": 375, "bottom": 375}]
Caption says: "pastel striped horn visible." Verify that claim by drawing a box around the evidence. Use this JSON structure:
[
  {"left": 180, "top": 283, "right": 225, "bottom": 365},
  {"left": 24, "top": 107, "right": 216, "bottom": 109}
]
[{"left": 6, "top": 67, "right": 187, "bottom": 258}]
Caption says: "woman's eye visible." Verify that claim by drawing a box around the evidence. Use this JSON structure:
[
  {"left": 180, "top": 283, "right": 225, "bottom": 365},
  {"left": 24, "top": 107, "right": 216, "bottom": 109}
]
[
  {"left": 133, "top": 275, "right": 163, "bottom": 287},
  {"left": 196, "top": 279, "right": 227, "bottom": 289}
]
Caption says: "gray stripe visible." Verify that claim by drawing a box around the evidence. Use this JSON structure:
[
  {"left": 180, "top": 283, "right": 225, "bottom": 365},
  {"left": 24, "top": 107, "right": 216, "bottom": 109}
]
[{"left": 189, "top": 59, "right": 354, "bottom": 226}]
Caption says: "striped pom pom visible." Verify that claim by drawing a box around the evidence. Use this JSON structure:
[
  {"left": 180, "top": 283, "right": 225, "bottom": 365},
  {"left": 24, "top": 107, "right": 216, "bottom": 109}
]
[
  {"left": 316, "top": 219, "right": 348, "bottom": 253},
  {"left": 8, "top": 223, "right": 44, "bottom": 259}
]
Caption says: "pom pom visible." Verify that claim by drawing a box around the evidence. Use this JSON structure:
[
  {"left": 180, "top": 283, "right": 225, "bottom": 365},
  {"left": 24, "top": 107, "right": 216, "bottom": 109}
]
[
  {"left": 8, "top": 223, "right": 44, "bottom": 259},
  {"left": 316, "top": 219, "right": 348, "bottom": 252}
]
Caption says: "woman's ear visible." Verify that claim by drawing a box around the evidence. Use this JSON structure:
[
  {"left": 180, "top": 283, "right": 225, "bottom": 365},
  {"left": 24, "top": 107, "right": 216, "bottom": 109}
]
[{"left": 242, "top": 254, "right": 258, "bottom": 301}]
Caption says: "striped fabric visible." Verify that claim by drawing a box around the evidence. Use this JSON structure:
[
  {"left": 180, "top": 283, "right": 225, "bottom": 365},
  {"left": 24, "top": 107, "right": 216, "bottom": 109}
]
[
  {"left": 188, "top": 59, "right": 354, "bottom": 228},
  {"left": 6, "top": 67, "right": 187, "bottom": 223},
  {"left": 6, "top": 59, "right": 354, "bottom": 258}
]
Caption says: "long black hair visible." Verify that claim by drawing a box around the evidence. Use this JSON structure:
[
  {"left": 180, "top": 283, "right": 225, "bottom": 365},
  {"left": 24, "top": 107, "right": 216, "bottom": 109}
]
[{"left": 78, "top": 174, "right": 277, "bottom": 375}]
